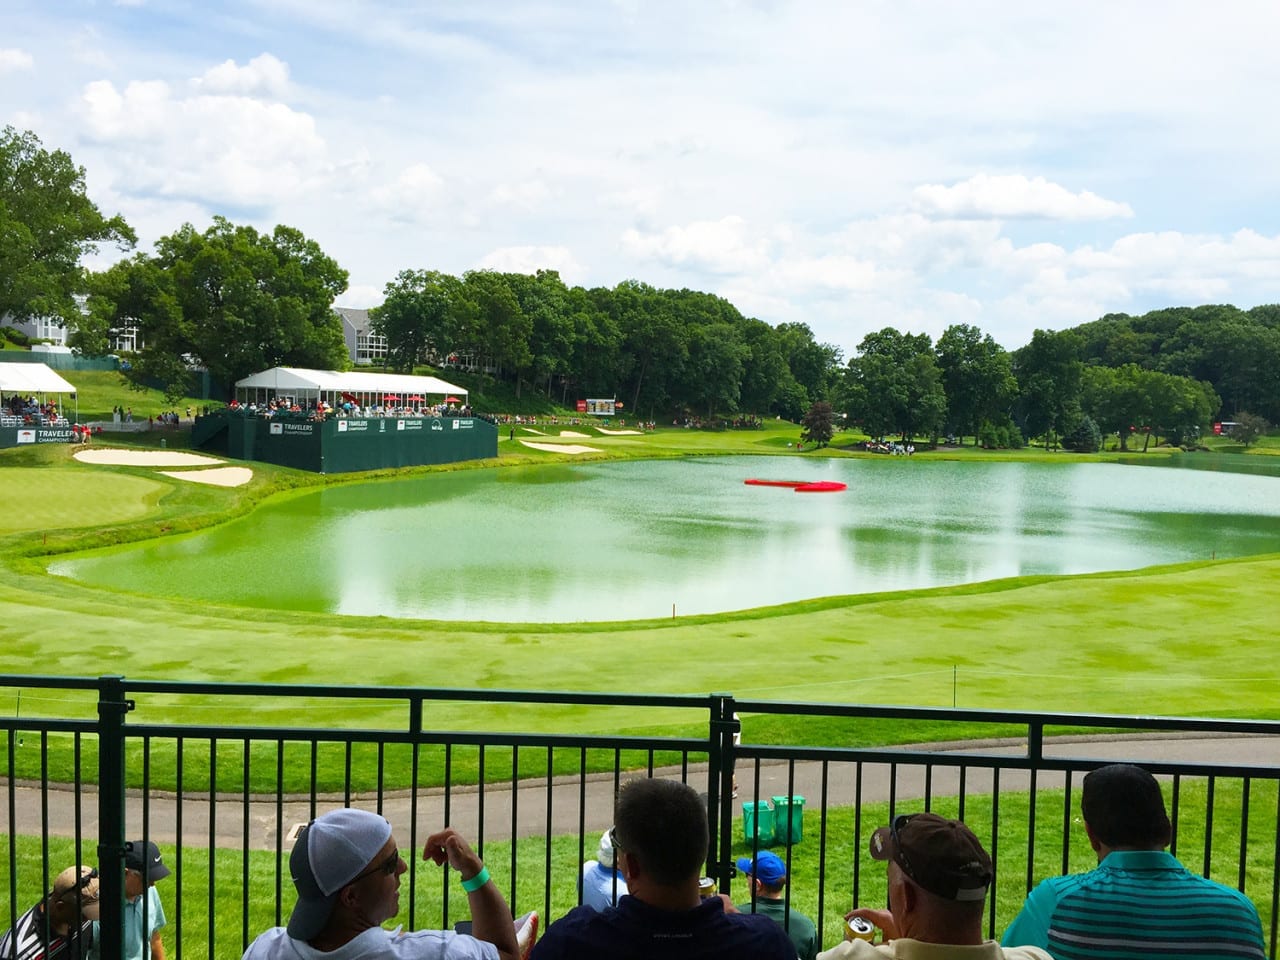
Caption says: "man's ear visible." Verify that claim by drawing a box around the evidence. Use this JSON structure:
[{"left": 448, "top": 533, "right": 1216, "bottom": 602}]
[
  {"left": 338, "top": 883, "right": 361, "bottom": 910},
  {"left": 618, "top": 848, "right": 639, "bottom": 884},
  {"left": 1084, "top": 820, "right": 1102, "bottom": 854}
]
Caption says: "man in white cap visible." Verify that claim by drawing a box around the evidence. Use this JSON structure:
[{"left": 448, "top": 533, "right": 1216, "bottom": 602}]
[
  {"left": 0, "top": 865, "right": 100, "bottom": 960},
  {"left": 578, "top": 829, "right": 628, "bottom": 911},
  {"left": 819, "top": 813, "right": 1051, "bottom": 960},
  {"left": 242, "top": 808, "right": 520, "bottom": 960}
]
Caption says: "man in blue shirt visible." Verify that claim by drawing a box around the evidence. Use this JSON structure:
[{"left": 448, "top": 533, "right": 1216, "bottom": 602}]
[
  {"left": 532, "top": 778, "right": 793, "bottom": 960},
  {"left": 1002, "top": 763, "right": 1265, "bottom": 960}
]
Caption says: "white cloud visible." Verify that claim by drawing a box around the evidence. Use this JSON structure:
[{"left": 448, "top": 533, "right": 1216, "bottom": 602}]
[
  {"left": 913, "top": 174, "right": 1134, "bottom": 221},
  {"left": 488, "top": 179, "right": 552, "bottom": 211},
  {"left": 76, "top": 73, "right": 329, "bottom": 208},
  {"left": 620, "top": 216, "right": 771, "bottom": 274},
  {"left": 0, "top": 48, "right": 33, "bottom": 72},
  {"left": 338, "top": 285, "right": 384, "bottom": 309},
  {"left": 370, "top": 163, "right": 445, "bottom": 222},
  {"left": 195, "top": 54, "right": 291, "bottom": 100},
  {"left": 476, "top": 246, "right": 585, "bottom": 285}
]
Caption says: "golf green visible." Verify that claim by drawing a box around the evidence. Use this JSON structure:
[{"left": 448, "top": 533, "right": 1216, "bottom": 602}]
[{"left": 0, "top": 467, "right": 167, "bottom": 534}]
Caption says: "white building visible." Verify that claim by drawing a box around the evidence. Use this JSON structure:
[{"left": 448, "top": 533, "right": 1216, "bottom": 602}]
[{"left": 334, "top": 306, "right": 388, "bottom": 366}]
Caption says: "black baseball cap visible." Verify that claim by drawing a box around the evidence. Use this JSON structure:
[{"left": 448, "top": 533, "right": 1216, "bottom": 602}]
[{"left": 124, "top": 840, "right": 171, "bottom": 882}]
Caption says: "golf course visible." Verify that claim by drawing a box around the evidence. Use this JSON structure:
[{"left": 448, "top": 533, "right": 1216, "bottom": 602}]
[{"left": 2, "top": 397, "right": 1279, "bottom": 735}]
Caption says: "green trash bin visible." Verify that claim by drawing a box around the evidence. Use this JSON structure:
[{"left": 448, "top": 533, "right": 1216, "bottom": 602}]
[
  {"left": 771, "top": 795, "right": 805, "bottom": 844},
  {"left": 742, "top": 800, "right": 775, "bottom": 846}
]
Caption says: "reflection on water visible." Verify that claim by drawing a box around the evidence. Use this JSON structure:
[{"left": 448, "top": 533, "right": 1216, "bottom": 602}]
[{"left": 49, "top": 457, "right": 1280, "bottom": 622}]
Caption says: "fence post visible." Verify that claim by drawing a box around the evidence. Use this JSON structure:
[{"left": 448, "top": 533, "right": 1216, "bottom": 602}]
[
  {"left": 97, "top": 675, "right": 132, "bottom": 960},
  {"left": 707, "top": 694, "right": 737, "bottom": 894}
]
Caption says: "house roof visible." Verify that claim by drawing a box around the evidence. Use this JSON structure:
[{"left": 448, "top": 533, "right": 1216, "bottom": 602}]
[
  {"left": 0, "top": 362, "right": 78, "bottom": 394},
  {"left": 235, "top": 367, "right": 467, "bottom": 398}
]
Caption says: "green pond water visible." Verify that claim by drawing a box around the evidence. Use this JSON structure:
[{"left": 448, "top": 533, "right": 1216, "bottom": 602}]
[{"left": 48, "top": 457, "right": 1280, "bottom": 623}]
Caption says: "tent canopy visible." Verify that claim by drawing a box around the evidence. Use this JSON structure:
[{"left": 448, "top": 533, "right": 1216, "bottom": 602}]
[
  {"left": 235, "top": 367, "right": 467, "bottom": 400},
  {"left": 0, "top": 362, "right": 78, "bottom": 394}
]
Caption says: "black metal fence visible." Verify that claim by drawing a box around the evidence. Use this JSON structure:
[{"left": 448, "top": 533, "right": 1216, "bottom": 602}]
[{"left": 3, "top": 675, "right": 1278, "bottom": 959}]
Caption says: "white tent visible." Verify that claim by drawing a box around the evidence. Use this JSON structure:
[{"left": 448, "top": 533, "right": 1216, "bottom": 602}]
[
  {"left": 234, "top": 367, "right": 467, "bottom": 404},
  {"left": 0, "top": 362, "right": 78, "bottom": 394}
]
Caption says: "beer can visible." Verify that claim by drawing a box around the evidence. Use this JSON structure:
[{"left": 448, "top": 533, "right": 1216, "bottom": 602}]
[
  {"left": 698, "top": 877, "right": 718, "bottom": 897},
  {"left": 844, "top": 917, "right": 875, "bottom": 942}
]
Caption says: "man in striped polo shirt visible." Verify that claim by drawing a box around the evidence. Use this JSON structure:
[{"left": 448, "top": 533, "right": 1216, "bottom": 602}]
[{"left": 1002, "top": 763, "right": 1265, "bottom": 960}]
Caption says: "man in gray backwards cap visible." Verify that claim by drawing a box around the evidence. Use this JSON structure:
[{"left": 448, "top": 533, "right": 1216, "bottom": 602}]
[
  {"left": 243, "top": 808, "right": 520, "bottom": 960},
  {"left": 819, "top": 813, "right": 1051, "bottom": 960}
]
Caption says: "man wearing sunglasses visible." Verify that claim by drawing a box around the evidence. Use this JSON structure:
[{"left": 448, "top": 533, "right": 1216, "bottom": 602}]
[
  {"left": 818, "top": 813, "right": 1051, "bottom": 960},
  {"left": 242, "top": 808, "right": 520, "bottom": 960},
  {"left": 1, "top": 864, "right": 101, "bottom": 960}
]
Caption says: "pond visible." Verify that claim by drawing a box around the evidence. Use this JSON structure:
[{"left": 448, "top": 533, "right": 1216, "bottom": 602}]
[{"left": 49, "top": 457, "right": 1280, "bottom": 622}]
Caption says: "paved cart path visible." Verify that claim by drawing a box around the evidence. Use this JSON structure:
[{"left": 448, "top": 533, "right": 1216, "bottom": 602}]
[{"left": 5, "top": 735, "right": 1277, "bottom": 852}]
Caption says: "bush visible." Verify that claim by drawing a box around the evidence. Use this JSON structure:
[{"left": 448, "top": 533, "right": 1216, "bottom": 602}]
[
  {"left": 978, "top": 417, "right": 1025, "bottom": 450},
  {"left": 1, "top": 326, "right": 31, "bottom": 347},
  {"left": 1063, "top": 416, "right": 1102, "bottom": 453}
]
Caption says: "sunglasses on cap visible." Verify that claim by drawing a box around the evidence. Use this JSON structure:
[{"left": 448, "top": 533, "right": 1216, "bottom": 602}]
[
  {"left": 888, "top": 814, "right": 921, "bottom": 884},
  {"left": 54, "top": 869, "right": 99, "bottom": 905}
]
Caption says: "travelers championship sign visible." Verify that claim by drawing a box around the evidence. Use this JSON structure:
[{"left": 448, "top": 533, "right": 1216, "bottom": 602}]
[{"left": 10, "top": 427, "right": 75, "bottom": 445}]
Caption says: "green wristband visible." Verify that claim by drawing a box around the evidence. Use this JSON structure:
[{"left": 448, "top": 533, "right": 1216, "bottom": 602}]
[{"left": 461, "top": 866, "right": 491, "bottom": 892}]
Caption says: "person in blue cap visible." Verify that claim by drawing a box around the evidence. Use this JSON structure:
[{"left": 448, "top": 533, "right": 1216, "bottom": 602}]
[{"left": 735, "top": 850, "right": 817, "bottom": 960}]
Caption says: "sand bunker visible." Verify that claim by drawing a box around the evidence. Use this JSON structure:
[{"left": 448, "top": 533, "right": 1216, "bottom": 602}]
[
  {"left": 558, "top": 430, "right": 590, "bottom": 438},
  {"left": 159, "top": 467, "right": 254, "bottom": 488},
  {"left": 595, "top": 427, "right": 642, "bottom": 435},
  {"left": 522, "top": 427, "right": 547, "bottom": 435},
  {"left": 520, "top": 440, "right": 600, "bottom": 455},
  {"left": 75, "top": 449, "right": 225, "bottom": 467}
]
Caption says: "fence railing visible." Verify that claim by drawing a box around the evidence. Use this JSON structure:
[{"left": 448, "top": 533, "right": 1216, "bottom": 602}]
[{"left": 3, "top": 675, "right": 1278, "bottom": 960}]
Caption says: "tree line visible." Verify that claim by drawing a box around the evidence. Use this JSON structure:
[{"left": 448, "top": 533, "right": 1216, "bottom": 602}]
[{"left": 2, "top": 126, "right": 1275, "bottom": 445}]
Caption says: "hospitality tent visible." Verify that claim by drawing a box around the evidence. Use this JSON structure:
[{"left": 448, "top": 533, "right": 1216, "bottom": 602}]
[
  {"left": 0, "top": 362, "right": 77, "bottom": 395},
  {"left": 234, "top": 367, "right": 468, "bottom": 409}
]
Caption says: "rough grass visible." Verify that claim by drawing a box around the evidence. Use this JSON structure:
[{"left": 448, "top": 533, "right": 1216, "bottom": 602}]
[{"left": 1, "top": 421, "right": 1278, "bottom": 791}]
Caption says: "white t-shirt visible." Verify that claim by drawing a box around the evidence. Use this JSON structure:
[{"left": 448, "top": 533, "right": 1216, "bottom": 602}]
[{"left": 242, "top": 925, "right": 498, "bottom": 960}]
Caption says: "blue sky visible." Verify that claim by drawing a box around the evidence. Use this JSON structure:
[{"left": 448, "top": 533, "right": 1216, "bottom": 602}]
[{"left": 3, "top": 0, "right": 1277, "bottom": 357}]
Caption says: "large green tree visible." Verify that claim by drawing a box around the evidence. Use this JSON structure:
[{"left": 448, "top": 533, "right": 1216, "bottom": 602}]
[
  {"left": 371, "top": 269, "right": 471, "bottom": 371},
  {"left": 1013, "top": 329, "right": 1084, "bottom": 448},
  {"left": 85, "top": 217, "right": 348, "bottom": 398},
  {"left": 0, "top": 126, "right": 134, "bottom": 328},
  {"left": 843, "top": 328, "right": 946, "bottom": 440},
  {"left": 463, "top": 270, "right": 532, "bottom": 394},
  {"left": 935, "top": 323, "right": 1017, "bottom": 445}
]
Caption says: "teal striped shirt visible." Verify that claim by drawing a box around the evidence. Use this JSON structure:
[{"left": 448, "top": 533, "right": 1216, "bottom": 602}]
[{"left": 1001, "top": 850, "right": 1264, "bottom": 960}]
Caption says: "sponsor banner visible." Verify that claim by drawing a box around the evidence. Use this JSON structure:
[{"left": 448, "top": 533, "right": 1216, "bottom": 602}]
[
  {"left": 584, "top": 398, "right": 616, "bottom": 416},
  {"left": 456, "top": 418, "right": 473, "bottom": 429},
  {"left": 16, "top": 428, "right": 74, "bottom": 444},
  {"left": 270, "top": 421, "right": 315, "bottom": 436},
  {"left": 339, "top": 419, "right": 370, "bottom": 433},
  {"left": 401, "top": 419, "right": 423, "bottom": 432},
  {"left": 431, "top": 419, "right": 444, "bottom": 431}
]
